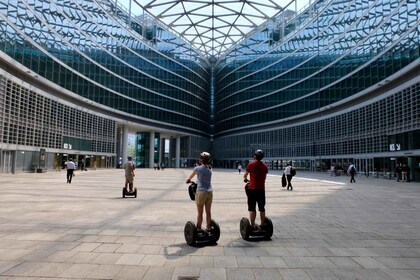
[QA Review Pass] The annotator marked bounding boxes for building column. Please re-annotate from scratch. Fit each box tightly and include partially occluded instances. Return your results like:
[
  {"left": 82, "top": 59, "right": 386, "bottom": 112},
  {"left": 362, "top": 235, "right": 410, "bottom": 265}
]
[
  {"left": 149, "top": 131, "right": 155, "bottom": 168},
  {"left": 175, "top": 136, "right": 181, "bottom": 168},
  {"left": 159, "top": 136, "right": 165, "bottom": 165},
  {"left": 121, "top": 126, "right": 129, "bottom": 166}
]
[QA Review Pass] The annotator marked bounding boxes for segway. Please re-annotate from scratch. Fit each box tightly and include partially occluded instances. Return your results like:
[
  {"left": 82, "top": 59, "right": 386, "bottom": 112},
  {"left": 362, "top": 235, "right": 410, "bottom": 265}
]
[
  {"left": 240, "top": 182, "right": 273, "bottom": 240},
  {"left": 184, "top": 181, "right": 220, "bottom": 246},
  {"left": 122, "top": 187, "right": 137, "bottom": 198},
  {"left": 240, "top": 217, "right": 273, "bottom": 240},
  {"left": 184, "top": 219, "right": 221, "bottom": 246}
]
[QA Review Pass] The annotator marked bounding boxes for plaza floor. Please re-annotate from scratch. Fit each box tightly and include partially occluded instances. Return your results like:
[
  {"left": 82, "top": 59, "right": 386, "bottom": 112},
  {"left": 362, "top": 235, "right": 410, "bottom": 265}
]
[{"left": 0, "top": 168, "right": 419, "bottom": 280}]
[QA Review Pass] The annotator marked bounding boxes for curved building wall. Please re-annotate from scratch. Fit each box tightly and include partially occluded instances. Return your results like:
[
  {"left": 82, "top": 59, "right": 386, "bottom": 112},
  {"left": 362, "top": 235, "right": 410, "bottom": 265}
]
[
  {"left": 0, "top": 0, "right": 212, "bottom": 172},
  {"left": 0, "top": 0, "right": 211, "bottom": 136},
  {"left": 213, "top": 0, "right": 420, "bottom": 178}
]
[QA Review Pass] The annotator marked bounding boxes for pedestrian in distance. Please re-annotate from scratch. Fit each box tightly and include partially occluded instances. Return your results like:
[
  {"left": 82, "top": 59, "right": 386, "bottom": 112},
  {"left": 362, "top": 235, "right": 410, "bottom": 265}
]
[
  {"left": 243, "top": 149, "right": 268, "bottom": 230},
  {"left": 284, "top": 162, "right": 295, "bottom": 190},
  {"left": 395, "top": 163, "right": 402, "bottom": 182},
  {"left": 401, "top": 164, "right": 409, "bottom": 182},
  {"left": 238, "top": 163, "right": 242, "bottom": 174},
  {"left": 65, "top": 158, "right": 75, "bottom": 183},
  {"left": 123, "top": 156, "right": 135, "bottom": 193},
  {"left": 186, "top": 152, "right": 213, "bottom": 233},
  {"left": 348, "top": 162, "right": 357, "bottom": 183}
]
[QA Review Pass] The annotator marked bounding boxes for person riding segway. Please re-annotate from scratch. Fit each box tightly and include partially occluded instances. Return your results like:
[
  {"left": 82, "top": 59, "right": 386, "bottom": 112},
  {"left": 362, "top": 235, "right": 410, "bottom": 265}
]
[
  {"left": 240, "top": 149, "right": 273, "bottom": 240},
  {"left": 184, "top": 152, "right": 220, "bottom": 246}
]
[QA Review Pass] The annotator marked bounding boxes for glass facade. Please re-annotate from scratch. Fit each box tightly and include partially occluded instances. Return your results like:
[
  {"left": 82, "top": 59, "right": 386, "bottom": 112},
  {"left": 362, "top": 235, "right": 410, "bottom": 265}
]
[
  {"left": 0, "top": 0, "right": 419, "bottom": 179},
  {"left": 212, "top": 0, "right": 420, "bottom": 180},
  {"left": 0, "top": 0, "right": 211, "bottom": 135}
]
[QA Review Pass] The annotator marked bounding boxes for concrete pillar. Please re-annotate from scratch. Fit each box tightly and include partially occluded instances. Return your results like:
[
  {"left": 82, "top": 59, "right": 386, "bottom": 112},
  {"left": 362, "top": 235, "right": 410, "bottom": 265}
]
[
  {"left": 159, "top": 137, "right": 165, "bottom": 164},
  {"left": 175, "top": 136, "right": 181, "bottom": 168},
  {"left": 121, "top": 126, "right": 129, "bottom": 167},
  {"left": 149, "top": 131, "right": 155, "bottom": 168}
]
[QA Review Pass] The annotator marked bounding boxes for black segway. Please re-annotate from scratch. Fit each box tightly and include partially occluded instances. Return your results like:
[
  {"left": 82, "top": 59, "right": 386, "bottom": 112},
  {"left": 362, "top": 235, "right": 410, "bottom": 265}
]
[
  {"left": 240, "top": 217, "right": 273, "bottom": 241},
  {"left": 240, "top": 182, "right": 273, "bottom": 240},
  {"left": 184, "top": 181, "right": 220, "bottom": 246},
  {"left": 122, "top": 187, "right": 137, "bottom": 198}
]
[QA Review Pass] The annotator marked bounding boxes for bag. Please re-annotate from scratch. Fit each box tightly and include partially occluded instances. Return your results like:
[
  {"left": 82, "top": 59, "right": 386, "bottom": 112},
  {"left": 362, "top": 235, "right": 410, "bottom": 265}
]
[
  {"left": 291, "top": 168, "right": 296, "bottom": 177},
  {"left": 281, "top": 174, "right": 287, "bottom": 187}
]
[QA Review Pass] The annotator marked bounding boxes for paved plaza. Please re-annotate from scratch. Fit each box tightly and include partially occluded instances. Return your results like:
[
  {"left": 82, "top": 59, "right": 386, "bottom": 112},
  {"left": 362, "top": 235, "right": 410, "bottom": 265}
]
[{"left": 0, "top": 168, "right": 420, "bottom": 280}]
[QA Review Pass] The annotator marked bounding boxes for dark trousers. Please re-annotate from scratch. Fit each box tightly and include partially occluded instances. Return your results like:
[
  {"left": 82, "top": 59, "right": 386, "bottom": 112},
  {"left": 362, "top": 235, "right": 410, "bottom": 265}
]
[
  {"left": 350, "top": 173, "right": 356, "bottom": 183},
  {"left": 67, "top": 169, "right": 74, "bottom": 182},
  {"left": 286, "top": 175, "right": 293, "bottom": 189}
]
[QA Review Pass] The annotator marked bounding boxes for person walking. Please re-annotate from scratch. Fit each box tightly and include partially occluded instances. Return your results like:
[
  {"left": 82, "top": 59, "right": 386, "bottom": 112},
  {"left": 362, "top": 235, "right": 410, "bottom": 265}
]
[
  {"left": 395, "top": 163, "right": 402, "bottom": 182},
  {"left": 186, "top": 152, "right": 213, "bottom": 232},
  {"left": 243, "top": 150, "right": 268, "bottom": 230},
  {"left": 238, "top": 163, "right": 242, "bottom": 174},
  {"left": 401, "top": 164, "right": 408, "bottom": 182},
  {"left": 123, "top": 156, "right": 135, "bottom": 192},
  {"left": 65, "top": 158, "right": 75, "bottom": 183},
  {"left": 284, "top": 163, "right": 294, "bottom": 190},
  {"left": 348, "top": 162, "right": 357, "bottom": 183}
]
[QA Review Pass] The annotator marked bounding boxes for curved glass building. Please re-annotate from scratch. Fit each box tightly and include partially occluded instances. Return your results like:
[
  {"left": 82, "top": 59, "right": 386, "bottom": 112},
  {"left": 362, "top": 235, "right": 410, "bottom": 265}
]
[{"left": 0, "top": 0, "right": 419, "bottom": 180}]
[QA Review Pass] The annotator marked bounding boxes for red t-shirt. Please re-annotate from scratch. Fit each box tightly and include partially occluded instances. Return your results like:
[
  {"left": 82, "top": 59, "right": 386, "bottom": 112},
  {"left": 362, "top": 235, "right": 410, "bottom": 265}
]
[{"left": 246, "top": 160, "right": 268, "bottom": 190}]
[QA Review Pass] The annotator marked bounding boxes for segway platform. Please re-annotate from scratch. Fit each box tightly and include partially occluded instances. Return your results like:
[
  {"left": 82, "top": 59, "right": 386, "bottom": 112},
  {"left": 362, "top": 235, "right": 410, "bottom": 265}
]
[
  {"left": 184, "top": 219, "right": 220, "bottom": 246},
  {"left": 240, "top": 217, "right": 273, "bottom": 241},
  {"left": 122, "top": 187, "right": 137, "bottom": 198}
]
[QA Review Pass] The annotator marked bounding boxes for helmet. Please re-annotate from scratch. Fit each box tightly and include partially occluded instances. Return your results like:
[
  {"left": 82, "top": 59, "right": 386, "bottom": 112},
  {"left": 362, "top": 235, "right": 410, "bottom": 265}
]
[
  {"left": 199, "top": 152, "right": 211, "bottom": 164},
  {"left": 254, "top": 149, "right": 264, "bottom": 160}
]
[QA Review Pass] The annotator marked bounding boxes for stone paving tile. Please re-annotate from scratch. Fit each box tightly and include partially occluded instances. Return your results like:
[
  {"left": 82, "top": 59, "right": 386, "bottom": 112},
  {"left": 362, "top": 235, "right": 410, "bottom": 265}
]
[
  {"left": 304, "top": 257, "right": 337, "bottom": 268},
  {"left": 0, "top": 261, "right": 21, "bottom": 274},
  {"left": 85, "top": 264, "right": 123, "bottom": 279},
  {"left": 29, "top": 262, "right": 72, "bottom": 278},
  {"left": 236, "top": 256, "right": 263, "bottom": 268},
  {"left": 188, "top": 255, "right": 213, "bottom": 268},
  {"left": 225, "top": 268, "right": 254, "bottom": 280},
  {"left": 356, "top": 268, "right": 396, "bottom": 280},
  {"left": 0, "top": 169, "right": 420, "bottom": 279},
  {"left": 213, "top": 256, "right": 238, "bottom": 268},
  {"left": 327, "top": 256, "right": 363, "bottom": 268},
  {"left": 199, "top": 267, "right": 227, "bottom": 280},
  {"left": 0, "top": 249, "right": 31, "bottom": 261},
  {"left": 384, "top": 269, "right": 420, "bottom": 280},
  {"left": 116, "top": 253, "right": 145, "bottom": 265},
  {"left": 57, "top": 263, "right": 99, "bottom": 278},
  {"left": 279, "top": 268, "right": 311, "bottom": 280},
  {"left": 304, "top": 268, "right": 340, "bottom": 280},
  {"left": 66, "top": 252, "right": 100, "bottom": 263},
  {"left": 163, "top": 255, "right": 190, "bottom": 267},
  {"left": 2, "top": 262, "right": 48, "bottom": 277},
  {"left": 90, "top": 252, "right": 123, "bottom": 264},
  {"left": 139, "top": 254, "right": 166, "bottom": 266},
  {"left": 143, "top": 266, "right": 174, "bottom": 280},
  {"left": 113, "top": 265, "right": 149, "bottom": 280},
  {"left": 171, "top": 267, "right": 199, "bottom": 280}
]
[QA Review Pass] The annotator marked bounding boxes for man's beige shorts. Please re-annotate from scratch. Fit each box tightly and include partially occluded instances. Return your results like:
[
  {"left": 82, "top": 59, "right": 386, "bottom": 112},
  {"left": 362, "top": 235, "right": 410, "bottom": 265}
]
[
  {"left": 125, "top": 175, "right": 134, "bottom": 184},
  {"left": 195, "top": 191, "right": 213, "bottom": 205}
]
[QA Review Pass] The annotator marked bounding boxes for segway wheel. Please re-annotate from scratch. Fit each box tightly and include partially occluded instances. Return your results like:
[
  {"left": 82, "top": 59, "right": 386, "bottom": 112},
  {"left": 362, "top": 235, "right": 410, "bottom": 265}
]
[
  {"left": 240, "top": 217, "right": 250, "bottom": 240},
  {"left": 122, "top": 188, "right": 125, "bottom": 198},
  {"left": 134, "top": 188, "right": 137, "bottom": 198},
  {"left": 209, "top": 219, "right": 220, "bottom": 243},
  {"left": 184, "top": 221, "right": 198, "bottom": 245},
  {"left": 263, "top": 217, "right": 273, "bottom": 239}
]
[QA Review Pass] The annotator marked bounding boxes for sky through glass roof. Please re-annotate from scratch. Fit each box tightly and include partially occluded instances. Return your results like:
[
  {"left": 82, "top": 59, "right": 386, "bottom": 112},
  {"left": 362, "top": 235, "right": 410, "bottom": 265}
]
[{"left": 125, "top": 0, "right": 311, "bottom": 58}]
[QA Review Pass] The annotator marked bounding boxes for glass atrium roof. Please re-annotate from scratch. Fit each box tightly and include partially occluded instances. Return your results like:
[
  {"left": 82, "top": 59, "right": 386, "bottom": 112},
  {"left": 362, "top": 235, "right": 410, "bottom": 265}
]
[{"left": 133, "top": 0, "right": 288, "bottom": 58}]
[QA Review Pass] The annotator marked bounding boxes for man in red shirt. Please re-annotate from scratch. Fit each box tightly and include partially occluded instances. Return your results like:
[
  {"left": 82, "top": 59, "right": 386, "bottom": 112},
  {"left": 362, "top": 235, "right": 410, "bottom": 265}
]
[{"left": 243, "top": 150, "right": 268, "bottom": 229}]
